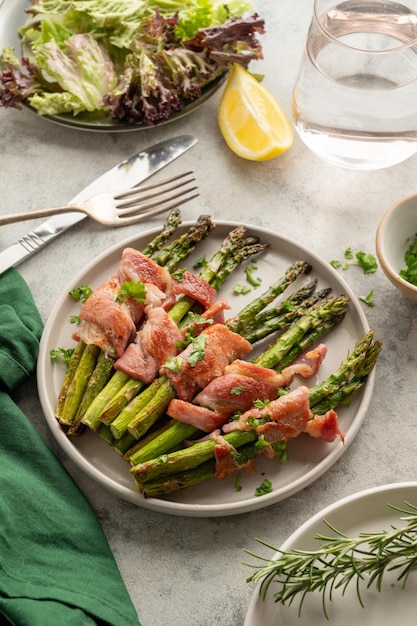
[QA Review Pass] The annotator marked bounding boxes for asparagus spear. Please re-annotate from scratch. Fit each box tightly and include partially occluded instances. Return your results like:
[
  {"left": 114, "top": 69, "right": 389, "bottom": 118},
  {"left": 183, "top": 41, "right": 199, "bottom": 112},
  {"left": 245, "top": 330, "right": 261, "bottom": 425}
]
[
  {"left": 58, "top": 344, "right": 101, "bottom": 426},
  {"left": 247, "top": 281, "right": 319, "bottom": 325},
  {"left": 110, "top": 378, "right": 171, "bottom": 440},
  {"left": 241, "top": 285, "right": 330, "bottom": 344},
  {"left": 208, "top": 240, "right": 270, "bottom": 292},
  {"left": 137, "top": 442, "right": 261, "bottom": 498},
  {"left": 55, "top": 340, "right": 86, "bottom": 420},
  {"left": 274, "top": 310, "right": 347, "bottom": 372},
  {"left": 255, "top": 295, "right": 350, "bottom": 370},
  {"left": 68, "top": 351, "right": 116, "bottom": 435},
  {"left": 310, "top": 337, "right": 382, "bottom": 414},
  {"left": 130, "top": 430, "right": 258, "bottom": 483},
  {"left": 308, "top": 329, "right": 375, "bottom": 408},
  {"left": 150, "top": 214, "right": 214, "bottom": 270},
  {"left": 127, "top": 419, "right": 202, "bottom": 464},
  {"left": 225, "top": 260, "right": 311, "bottom": 334},
  {"left": 141, "top": 208, "right": 182, "bottom": 257}
]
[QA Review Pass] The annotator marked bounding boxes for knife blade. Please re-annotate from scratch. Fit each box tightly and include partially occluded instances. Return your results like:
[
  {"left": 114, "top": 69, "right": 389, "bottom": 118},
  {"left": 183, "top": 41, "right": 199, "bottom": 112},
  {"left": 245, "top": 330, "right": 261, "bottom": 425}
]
[{"left": 0, "top": 134, "right": 197, "bottom": 274}]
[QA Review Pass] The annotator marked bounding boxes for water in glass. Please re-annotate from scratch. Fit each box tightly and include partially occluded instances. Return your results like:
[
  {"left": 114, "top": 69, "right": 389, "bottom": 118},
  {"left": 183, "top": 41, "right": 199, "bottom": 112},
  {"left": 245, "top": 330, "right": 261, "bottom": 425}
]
[{"left": 292, "top": 0, "right": 417, "bottom": 169}]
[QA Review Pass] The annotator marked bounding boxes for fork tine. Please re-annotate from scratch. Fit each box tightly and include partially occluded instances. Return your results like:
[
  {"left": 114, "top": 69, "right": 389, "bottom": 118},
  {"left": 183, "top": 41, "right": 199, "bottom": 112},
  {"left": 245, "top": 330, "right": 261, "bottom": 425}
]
[
  {"left": 114, "top": 171, "right": 195, "bottom": 205},
  {"left": 116, "top": 191, "right": 200, "bottom": 225},
  {"left": 116, "top": 178, "right": 197, "bottom": 211},
  {"left": 117, "top": 185, "right": 199, "bottom": 217}
]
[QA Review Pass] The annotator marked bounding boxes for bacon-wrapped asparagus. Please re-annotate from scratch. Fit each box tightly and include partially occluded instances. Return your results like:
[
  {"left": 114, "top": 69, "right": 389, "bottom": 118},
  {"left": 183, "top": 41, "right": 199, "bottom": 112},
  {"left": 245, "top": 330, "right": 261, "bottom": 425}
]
[{"left": 131, "top": 331, "right": 381, "bottom": 497}]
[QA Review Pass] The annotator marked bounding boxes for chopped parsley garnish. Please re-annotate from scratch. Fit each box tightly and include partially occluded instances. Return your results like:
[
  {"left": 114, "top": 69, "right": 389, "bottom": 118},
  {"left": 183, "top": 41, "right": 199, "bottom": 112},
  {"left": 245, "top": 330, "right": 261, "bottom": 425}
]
[
  {"left": 272, "top": 441, "right": 288, "bottom": 463},
  {"left": 230, "top": 385, "right": 245, "bottom": 396},
  {"left": 234, "top": 474, "right": 243, "bottom": 492},
  {"left": 253, "top": 398, "right": 270, "bottom": 408},
  {"left": 359, "top": 289, "right": 375, "bottom": 307},
  {"left": 70, "top": 315, "right": 81, "bottom": 325},
  {"left": 400, "top": 234, "right": 417, "bottom": 286},
  {"left": 255, "top": 478, "right": 273, "bottom": 497},
  {"left": 187, "top": 334, "right": 206, "bottom": 366},
  {"left": 233, "top": 284, "right": 252, "bottom": 295},
  {"left": 50, "top": 347, "right": 75, "bottom": 365},
  {"left": 163, "top": 356, "right": 183, "bottom": 372},
  {"left": 187, "top": 312, "right": 213, "bottom": 326},
  {"left": 233, "top": 262, "right": 262, "bottom": 295},
  {"left": 116, "top": 280, "right": 146, "bottom": 303},
  {"left": 245, "top": 262, "right": 262, "bottom": 287},
  {"left": 69, "top": 284, "right": 92, "bottom": 303},
  {"left": 194, "top": 254, "right": 207, "bottom": 269},
  {"left": 330, "top": 248, "right": 378, "bottom": 275},
  {"left": 172, "top": 268, "right": 187, "bottom": 281}
]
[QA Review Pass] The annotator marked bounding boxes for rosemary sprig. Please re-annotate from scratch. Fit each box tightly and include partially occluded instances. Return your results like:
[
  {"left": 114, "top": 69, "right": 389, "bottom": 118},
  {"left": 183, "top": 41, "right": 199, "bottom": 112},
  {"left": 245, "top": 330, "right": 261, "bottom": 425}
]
[{"left": 244, "top": 501, "right": 417, "bottom": 620}]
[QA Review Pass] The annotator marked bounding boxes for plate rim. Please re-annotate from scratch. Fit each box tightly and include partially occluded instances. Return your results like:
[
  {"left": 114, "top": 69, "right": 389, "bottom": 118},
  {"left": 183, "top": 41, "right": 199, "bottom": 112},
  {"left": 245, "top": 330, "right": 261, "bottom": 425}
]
[
  {"left": 244, "top": 481, "right": 417, "bottom": 624},
  {"left": 37, "top": 220, "right": 374, "bottom": 517}
]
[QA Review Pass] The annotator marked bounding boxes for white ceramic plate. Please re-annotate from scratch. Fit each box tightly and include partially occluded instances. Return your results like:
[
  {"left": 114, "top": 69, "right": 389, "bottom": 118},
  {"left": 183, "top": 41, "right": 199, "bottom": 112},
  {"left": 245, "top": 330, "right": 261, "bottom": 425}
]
[
  {"left": 244, "top": 482, "right": 417, "bottom": 625},
  {"left": 37, "top": 221, "right": 374, "bottom": 517},
  {"left": 0, "top": 0, "right": 225, "bottom": 132}
]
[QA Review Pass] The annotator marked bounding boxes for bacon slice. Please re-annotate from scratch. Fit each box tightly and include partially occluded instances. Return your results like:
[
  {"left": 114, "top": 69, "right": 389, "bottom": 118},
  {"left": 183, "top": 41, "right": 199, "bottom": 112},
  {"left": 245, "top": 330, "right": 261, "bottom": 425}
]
[
  {"left": 114, "top": 307, "right": 182, "bottom": 383},
  {"left": 226, "top": 344, "right": 328, "bottom": 384},
  {"left": 74, "top": 274, "right": 136, "bottom": 358},
  {"left": 222, "top": 386, "right": 312, "bottom": 435},
  {"left": 172, "top": 270, "right": 217, "bottom": 310},
  {"left": 118, "top": 247, "right": 172, "bottom": 294},
  {"left": 279, "top": 344, "right": 328, "bottom": 380},
  {"left": 193, "top": 344, "right": 328, "bottom": 417},
  {"left": 193, "top": 373, "right": 279, "bottom": 416},
  {"left": 222, "top": 386, "right": 344, "bottom": 446},
  {"left": 180, "top": 299, "right": 230, "bottom": 339},
  {"left": 166, "top": 399, "right": 226, "bottom": 432},
  {"left": 304, "top": 410, "right": 344, "bottom": 443},
  {"left": 213, "top": 435, "right": 256, "bottom": 480},
  {"left": 164, "top": 324, "right": 252, "bottom": 401}
]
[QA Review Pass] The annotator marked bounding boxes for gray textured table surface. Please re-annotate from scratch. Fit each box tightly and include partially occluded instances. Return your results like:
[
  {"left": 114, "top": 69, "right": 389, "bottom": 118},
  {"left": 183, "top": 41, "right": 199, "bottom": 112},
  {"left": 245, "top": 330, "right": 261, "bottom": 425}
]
[{"left": 1, "top": 2, "right": 417, "bottom": 624}]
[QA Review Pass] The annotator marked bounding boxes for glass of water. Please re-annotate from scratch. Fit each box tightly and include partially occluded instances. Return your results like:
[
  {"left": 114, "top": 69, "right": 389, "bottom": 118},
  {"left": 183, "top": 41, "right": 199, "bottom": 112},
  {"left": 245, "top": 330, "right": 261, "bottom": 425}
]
[{"left": 291, "top": 0, "right": 417, "bottom": 169}]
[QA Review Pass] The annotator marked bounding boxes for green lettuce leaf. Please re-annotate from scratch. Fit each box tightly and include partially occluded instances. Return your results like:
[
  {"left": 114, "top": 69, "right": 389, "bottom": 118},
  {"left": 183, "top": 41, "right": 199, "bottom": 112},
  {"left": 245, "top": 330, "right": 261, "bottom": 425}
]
[
  {"left": 28, "top": 90, "right": 85, "bottom": 115},
  {"left": 33, "top": 33, "right": 117, "bottom": 112}
]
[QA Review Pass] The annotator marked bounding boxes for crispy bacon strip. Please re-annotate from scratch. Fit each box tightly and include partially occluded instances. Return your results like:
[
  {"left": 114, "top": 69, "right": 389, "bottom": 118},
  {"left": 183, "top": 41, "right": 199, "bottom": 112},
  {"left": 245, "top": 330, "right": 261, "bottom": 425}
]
[
  {"left": 75, "top": 247, "right": 176, "bottom": 357},
  {"left": 119, "top": 248, "right": 172, "bottom": 294},
  {"left": 167, "top": 399, "right": 226, "bottom": 432},
  {"left": 222, "top": 385, "right": 344, "bottom": 445},
  {"left": 74, "top": 274, "right": 137, "bottom": 358},
  {"left": 172, "top": 270, "right": 217, "bottom": 310},
  {"left": 114, "top": 307, "right": 182, "bottom": 383},
  {"left": 163, "top": 324, "right": 252, "bottom": 401},
  {"left": 213, "top": 435, "right": 256, "bottom": 480},
  {"left": 193, "top": 373, "right": 278, "bottom": 416},
  {"left": 192, "top": 344, "right": 328, "bottom": 417},
  {"left": 180, "top": 299, "right": 230, "bottom": 339},
  {"left": 304, "top": 410, "right": 344, "bottom": 443}
]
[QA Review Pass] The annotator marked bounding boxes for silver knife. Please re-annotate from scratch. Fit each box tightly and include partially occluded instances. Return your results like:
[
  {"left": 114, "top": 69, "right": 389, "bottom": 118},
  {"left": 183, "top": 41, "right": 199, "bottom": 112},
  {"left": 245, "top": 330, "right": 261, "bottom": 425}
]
[{"left": 0, "top": 134, "right": 197, "bottom": 274}]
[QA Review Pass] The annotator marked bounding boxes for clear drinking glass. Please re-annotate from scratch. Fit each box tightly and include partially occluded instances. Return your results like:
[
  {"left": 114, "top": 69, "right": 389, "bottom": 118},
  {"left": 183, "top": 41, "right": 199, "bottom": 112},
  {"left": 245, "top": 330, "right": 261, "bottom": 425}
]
[{"left": 291, "top": 0, "right": 417, "bottom": 169}]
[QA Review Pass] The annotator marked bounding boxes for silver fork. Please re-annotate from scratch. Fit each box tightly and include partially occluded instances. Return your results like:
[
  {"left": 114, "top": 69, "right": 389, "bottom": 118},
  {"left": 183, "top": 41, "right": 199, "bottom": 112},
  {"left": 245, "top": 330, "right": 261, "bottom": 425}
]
[{"left": 0, "top": 172, "right": 198, "bottom": 226}]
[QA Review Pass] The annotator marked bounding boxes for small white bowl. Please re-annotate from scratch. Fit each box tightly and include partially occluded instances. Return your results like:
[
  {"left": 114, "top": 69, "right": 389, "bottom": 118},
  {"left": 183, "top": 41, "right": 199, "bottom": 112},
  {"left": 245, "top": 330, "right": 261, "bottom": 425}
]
[{"left": 376, "top": 193, "right": 417, "bottom": 303}]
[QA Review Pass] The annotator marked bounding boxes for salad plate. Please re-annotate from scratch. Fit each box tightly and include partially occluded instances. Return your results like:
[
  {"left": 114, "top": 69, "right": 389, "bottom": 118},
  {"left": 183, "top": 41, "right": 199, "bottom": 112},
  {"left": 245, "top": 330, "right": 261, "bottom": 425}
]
[
  {"left": 37, "top": 221, "right": 374, "bottom": 517},
  {"left": 0, "top": 0, "right": 226, "bottom": 132},
  {"left": 244, "top": 482, "right": 417, "bottom": 625}
]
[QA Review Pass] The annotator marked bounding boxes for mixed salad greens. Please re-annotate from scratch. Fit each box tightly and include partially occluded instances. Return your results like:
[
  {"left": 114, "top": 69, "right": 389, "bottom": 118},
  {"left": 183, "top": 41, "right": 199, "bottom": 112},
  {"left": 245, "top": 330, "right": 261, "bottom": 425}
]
[{"left": 0, "top": 0, "right": 265, "bottom": 125}]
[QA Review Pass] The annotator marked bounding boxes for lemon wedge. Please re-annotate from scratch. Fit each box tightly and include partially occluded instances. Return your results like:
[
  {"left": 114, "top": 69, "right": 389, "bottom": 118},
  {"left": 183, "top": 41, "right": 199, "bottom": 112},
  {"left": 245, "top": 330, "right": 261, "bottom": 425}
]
[{"left": 218, "top": 65, "right": 294, "bottom": 161}]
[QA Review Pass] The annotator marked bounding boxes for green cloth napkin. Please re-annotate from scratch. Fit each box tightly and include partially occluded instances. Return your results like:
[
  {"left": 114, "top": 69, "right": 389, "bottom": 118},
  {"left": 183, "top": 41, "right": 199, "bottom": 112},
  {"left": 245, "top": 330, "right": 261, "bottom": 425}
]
[{"left": 0, "top": 268, "right": 141, "bottom": 626}]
